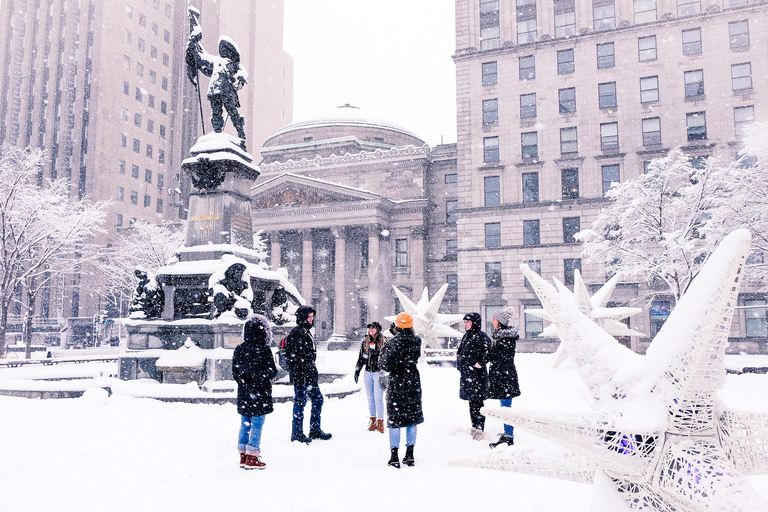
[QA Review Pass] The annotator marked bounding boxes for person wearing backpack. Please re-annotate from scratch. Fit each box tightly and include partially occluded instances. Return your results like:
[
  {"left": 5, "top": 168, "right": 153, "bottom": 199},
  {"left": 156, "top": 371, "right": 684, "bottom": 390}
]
[
  {"left": 232, "top": 314, "right": 278, "bottom": 469},
  {"left": 285, "top": 305, "right": 332, "bottom": 443},
  {"left": 353, "top": 321, "right": 386, "bottom": 433}
]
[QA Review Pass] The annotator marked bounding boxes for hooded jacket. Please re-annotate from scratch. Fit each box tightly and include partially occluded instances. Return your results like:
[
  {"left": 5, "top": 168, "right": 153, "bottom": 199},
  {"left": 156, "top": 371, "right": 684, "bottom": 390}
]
[
  {"left": 285, "top": 306, "right": 318, "bottom": 386},
  {"left": 457, "top": 312, "right": 491, "bottom": 402},
  {"left": 232, "top": 314, "right": 278, "bottom": 417},
  {"left": 379, "top": 328, "right": 424, "bottom": 428},
  {"left": 488, "top": 325, "right": 521, "bottom": 400}
]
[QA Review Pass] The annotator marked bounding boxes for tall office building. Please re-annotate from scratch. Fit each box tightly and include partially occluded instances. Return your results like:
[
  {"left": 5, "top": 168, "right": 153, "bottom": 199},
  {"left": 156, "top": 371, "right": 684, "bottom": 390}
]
[
  {"left": 0, "top": 0, "right": 292, "bottom": 344},
  {"left": 454, "top": 0, "right": 768, "bottom": 349}
]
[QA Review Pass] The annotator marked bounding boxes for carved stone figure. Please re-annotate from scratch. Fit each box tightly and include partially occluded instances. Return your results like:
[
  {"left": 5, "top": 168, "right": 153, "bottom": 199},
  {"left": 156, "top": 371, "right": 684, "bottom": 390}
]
[
  {"left": 128, "top": 267, "right": 164, "bottom": 319},
  {"left": 209, "top": 262, "right": 253, "bottom": 319}
]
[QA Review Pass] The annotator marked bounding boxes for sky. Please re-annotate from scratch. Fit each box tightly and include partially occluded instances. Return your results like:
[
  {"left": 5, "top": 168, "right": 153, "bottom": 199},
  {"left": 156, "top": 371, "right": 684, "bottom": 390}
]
[{"left": 283, "top": 0, "right": 457, "bottom": 147}]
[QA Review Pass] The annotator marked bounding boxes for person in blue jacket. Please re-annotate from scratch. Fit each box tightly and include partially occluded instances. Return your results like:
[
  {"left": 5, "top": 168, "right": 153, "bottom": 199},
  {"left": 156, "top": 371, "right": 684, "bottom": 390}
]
[{"left": 457, "top": 312, "right": 492, "bottom": 440}]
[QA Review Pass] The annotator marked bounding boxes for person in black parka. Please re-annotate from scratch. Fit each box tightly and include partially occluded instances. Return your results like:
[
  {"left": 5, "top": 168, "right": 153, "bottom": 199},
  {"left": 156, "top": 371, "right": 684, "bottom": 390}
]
[
  {"left": 488, "top": 307, "right": 522, "bottom": 448},
  {"left": 379, "top": 312, "right": 423, "bottom": 468},
  {"left": 457, "top": 312, "right": 492, "bottom": 440},
  {"left": 232, "top": 314, "right": 278, "bottom": 469}
]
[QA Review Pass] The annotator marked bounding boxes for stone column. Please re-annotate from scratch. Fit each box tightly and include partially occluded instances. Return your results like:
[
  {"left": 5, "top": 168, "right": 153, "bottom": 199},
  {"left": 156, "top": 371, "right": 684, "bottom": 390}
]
[
  {"left": 411, "top": 227, "right": 426, "bottom": 295},
  {"left": 269, "top": 231, "right": 282, "bottom": 269},
  {"left": 301, "top": 230, "right": 313, "bottom": 302},
  {"left": 333, "top": 228, "right": 346, "bottom": 335}
]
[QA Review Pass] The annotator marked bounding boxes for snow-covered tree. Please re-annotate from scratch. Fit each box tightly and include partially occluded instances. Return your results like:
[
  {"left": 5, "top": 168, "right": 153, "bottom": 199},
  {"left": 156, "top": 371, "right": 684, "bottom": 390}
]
[{"left": 577, "top": 148, "right": 730, "bottom": 305}]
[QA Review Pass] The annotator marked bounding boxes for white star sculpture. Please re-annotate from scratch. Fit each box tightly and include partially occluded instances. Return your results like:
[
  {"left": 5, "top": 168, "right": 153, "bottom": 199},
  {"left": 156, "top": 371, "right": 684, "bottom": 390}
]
[
  {"left": 454, "top": 229, "right": 768, "bottom": 512},
  {"left": 385, "top": 284, "right": 464, "bottom": 351},
  {"left": 524, "top": 269, "right": 644, "bottom": 368}
]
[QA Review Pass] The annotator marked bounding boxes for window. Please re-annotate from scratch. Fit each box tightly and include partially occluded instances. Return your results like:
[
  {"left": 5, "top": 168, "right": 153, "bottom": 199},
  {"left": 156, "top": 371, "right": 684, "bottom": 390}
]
[
  {"left": 734, "top": 105, "right": 754, "bottom": 136},
  {"left": 164, "top": 29, "right": 170, "bottom": 43},
  {"left": 682, "top": 28, "right": 702, "bottom": 55},
  {"left": 563, "top": 217, "right": 580, "bottom": 243},
  {"left": 144, "top": 194, "right": 151, "bottom": 208},
  {"left": 136, "top": 62, "right": 144, "bottom": 77},
  {"left": 446, "top": 239, "right": 458, "bottom": 257},
  {"left": 686, "top": 112, "right": 707, "bottom": 141},
  {"left": 160, "top": 125, "right": 166, "bottom": 138},
  {"left": 144, "top": 168, "right": 152, "bottom": 183},
  {"left": 116, "top": 186, "right": 124, "bottom": 201},
  {"left": 483, "top": 99, "right": 498, "bottom": 124},
  {"left": 523, "top": 219, "right": 540, "bottom": 245},
  {"left": 554, "top": 0, "right": 576, "bottom": 38},
  {"left": 133, "top": 139, "right": 141, "bottom": 153},
  {"left": 123, "top": 55, "right": 131, "bottom": 69},
  {"left": 126, "top": 4, "right": 132, "bottom": 18},
  {"left": 732, "top": 62, "right": 752, "bottom": 91},
  {"left": 156, "top": 198, "right": 164, "bottom": 214},
  {"left": 484, "top": 176, "right": 501, "bottom": 206},
  {"left": 135, "top": 87, "right": 142, "bottom": 102},
  {"left": 125, "top": 28, "right": 133, "bottom": 44},
  {"left": 745, "top": 300, "right": 767, "bottom": 337},
  {"left": 643, "top": 161, "right": 653, "bottom": 174},
  {"left": 116, "top": 213, "right": 124, "bottom": 228},
  {"left": 602, "top": 164, "right": 620, "bottom": 195},
  {"left": 157, "top": 174, "right": 164, "bottom": 189},
  {"left": 146, "top": 145, "right": 153, "bottom": 158},
  {"left": 446, "top": 200, "right": 458, "bottom": 225},
  {"left": 147, "top": 119, "right": 154, "bottom": 133},
  {"left": 600, "top": 122, "right": 619, "bottom": 150},
  {"left": 517, "top": 0, "right": 537, "bottom": 43},
  {"left": 561, "top": 168, "right": 579, "bottom": 199},
  {"left": 486, "top": 262, "right": 502, "bottom": 287},
  {"left": 557, "top": 49, "right": 574, "bottom": 74},
  {"left": 650, "top": 301, "right": 670, "bottom": 337},
  {"left": 130, "top": 190, "right": 139, "bottom": 205},
  {"left": 121, "top": 133, "right": 127, "bottom": 147},
  {"left": 447, "top": 274, "right": 459, "bottom": 292},
  {"left": 520, "top": 93, "right": 536, "bottom": 118},
  {"left": 524, "top": 260, "right": 541, "bottom": 289},
  {"left": 138, "top": 38, "right": 145, "bottom": 52},
  {"left": 149, "top": 70, "right": 156, "bottom": 84},
  {"left": 684, "top": 69, "right": 704, "bottom": 97},
  {"left": 596, "top": 42, "right": 615, "bottom": 68},
  {"left": 522, "top": 172, "right": 539, "bottom": 203},
  {"left": 678, "top": 0, "right": 700, "bottom": 15},
  {"left": 726, "top": 0, "right": 748, "bottom": 6},
  {"left": 445, "top": 173, "right": 458, "bottom": 184},
  {"left": 634, "top": 0, "right": 656, "bottom": 23},
  {"left": 160, "top": 101, "right": 167, "bottom": 114},
  {"left": 118, "top": 160, "right": 126, "bottom": 174},
  {"left": 148, "top": 95, "right": 155, "bottom": 109},
  {"left": 729, "top": 20, "right": 749, "bottom": 48},
  {"left": 485, "top": 222, "right": 501, "bottom": 247},
  {"left": 484, "top": 136, "right": 499, "bottom": 163},
  {"left": 395, "top": 239, "right": 408, "bottom": 267},
  {"left": 480, "top": 26, "right": 500, "bottom": 51},
  {"left": 640, "top": 76, "right": 659, "bottom": 103},
  {"left": 482, "top": 61, "right": 498, "bottom": 86},
  {"left": 593, "top": 0, "right": 615, "bottom": 30},
  {"left": 559, "top": 88, "right": 576, "bottom": 113},
  {"left": 123, "top": 81, "right": 130, "bottom": 95},
  {"left": 131, "top": 164, "right": 139, "bottom": 178},
  {"left": 521, "top": 132, "right": 538, "bottom": 159},
  {"left": 158, "top": 149, "right": 165, "bottom": 163},
  {"left": 525, "top": 311, "right": 543, "bottom": 337},
  {"left": 560, "top": 127, "right": 578, "bottom": 154},
  {"left": 564, "top": 258, "right": 582, "bottom": 286},
  {"left": 161, "top": 77, "right": 168, "bottom": 90},
  {"left": 151, "top": 46, "right": 157, "bottom": 60},
  {"left": 480, "top": 0, "right": 500, "bottom": 50},
  {"left": 519, "top": 55, "right": 535, "bottom": 80},
  {"left": 598, "top": 82, "right": 617, "bottom": 109},
  {"left": 120, "top": 107, "right": 129, "bottom": 121},
  {"left": 151, "top": 22, "right": 158, "bottom": 35},
  {"left": 139, "top": 13, "right": 146, "bottom": 26},
  {"left": 162, "top": 53, "right": 169, "bottom": 66},
  {"left": 642, "top": 117, "right": 661, "bottom": 146},
  {"left": 638, "top": 36, "right": 657, "bottom": 61},
  {"left": 134, "top": 113, "right": 141, "bottom": 127}
]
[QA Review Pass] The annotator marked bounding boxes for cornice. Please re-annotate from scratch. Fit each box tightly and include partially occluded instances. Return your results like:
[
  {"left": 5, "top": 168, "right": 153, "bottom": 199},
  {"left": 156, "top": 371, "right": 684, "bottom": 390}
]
[{"left": 258, "top": 144, "right": 431, "bottom": 174}]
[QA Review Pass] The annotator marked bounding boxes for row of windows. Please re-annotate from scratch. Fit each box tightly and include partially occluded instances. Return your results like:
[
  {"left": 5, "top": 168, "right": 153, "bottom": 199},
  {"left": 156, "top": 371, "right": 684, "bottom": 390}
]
[
  {"left": 117, "top": 159, "right": 165, "bottom": 188},
  {"left": 125, "top": 2, "right": 173, "bottom": 24},
  {"left": 481, "top": 21, "right": 749, "bottom": 86},
  {"left": 119, "top": 107, "right": 167, "bottom": 137},
  {"left": 481, "top": 215, "right": 581, "bottom": 249},
  {"left": 483, "top": 105, "right": 755, "bottom": 163},
  {"left": 115, "top": 187, "right": 165, "bottom": 213},
  {"left": 479, "top": 0, "right": 750, "bottom": 49},
  {"left": 125, "top": 28, "right": 169, "bottom": 57},
  {"left": 120, "top": 133, "right": 167, "bottom": 163}
]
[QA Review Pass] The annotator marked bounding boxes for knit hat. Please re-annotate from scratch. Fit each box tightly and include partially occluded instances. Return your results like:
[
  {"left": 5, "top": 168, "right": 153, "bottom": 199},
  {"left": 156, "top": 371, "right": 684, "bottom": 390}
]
[
  {"left": 243, "top": 314, "right": 272, "bottom": 345},
  {"left": 493, "top": 307, "right": 515, "bottom": 328},
  {"left": 395, "top": 312, "right": 414, "bottom": 328}
]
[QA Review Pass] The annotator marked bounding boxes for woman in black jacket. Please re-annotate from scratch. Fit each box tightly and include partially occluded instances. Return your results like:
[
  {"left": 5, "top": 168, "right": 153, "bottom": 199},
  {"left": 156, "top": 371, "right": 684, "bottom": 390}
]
[
  {"left": 457, "top": 312, "right": 491, "bottom": 440},
  {"left": 232, "top": 314, "right": 278, "bottom": 469},
  {"left": 379, "top": 312, "right": 423, "bottom": 468},
  {"left": 488, "top": 307, "right": 521, "bottom": 448},
  {"left": 354, "top": 321, "right": 386, "bottom": 433}
]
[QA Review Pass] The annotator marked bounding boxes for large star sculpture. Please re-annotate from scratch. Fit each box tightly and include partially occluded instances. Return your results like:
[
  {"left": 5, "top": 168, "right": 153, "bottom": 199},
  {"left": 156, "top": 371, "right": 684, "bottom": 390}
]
[
  {"left": 454, "top": 229, "right": 768, "bottom": 512},
  {"left": 524, "top": 269, "right": 644, "bottom": 368},
  {"left": 385, "top": 284, "right": 464, "bottom": 351}
]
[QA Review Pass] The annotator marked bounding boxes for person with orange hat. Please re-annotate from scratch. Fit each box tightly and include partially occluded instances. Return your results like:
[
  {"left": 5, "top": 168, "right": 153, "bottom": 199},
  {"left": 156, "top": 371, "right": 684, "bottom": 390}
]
[{"left": 379, "top": 312, "right": 423, "bottom": 468}]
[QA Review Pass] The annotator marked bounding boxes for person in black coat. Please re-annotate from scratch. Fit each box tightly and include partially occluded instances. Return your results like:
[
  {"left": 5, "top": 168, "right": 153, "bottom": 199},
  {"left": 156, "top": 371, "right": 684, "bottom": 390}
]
[
  {"left": 457, "top": 312, "right": 491, "bottom": 440},
  {"left": 232, "top": 314, "right": 278, "bottom": 469},
  {"left": 285, "top": 305, "right": 331, "bottom": 443},
  {"left": 354, "top": 321, "right": 386, "bottom": 433},
  {"left": 379, "top": 312, "right": 423, "bottom": 468},
  {"left": 487, "top": 307, "right": 522, "bottom": 448}
]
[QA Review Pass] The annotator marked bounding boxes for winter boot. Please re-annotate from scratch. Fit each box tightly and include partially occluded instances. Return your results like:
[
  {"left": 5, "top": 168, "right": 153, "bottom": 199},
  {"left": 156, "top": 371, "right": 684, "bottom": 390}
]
[
  {"left": 489, "top": 434, "right": 514, "bottom": 448},
  {"left": 309, "top": 429, "right": 332, "bottom": 440},
  {"left": 471, "top": 427, "right": 485, "bottom": 441},
  {"left": 239, "top": 452, "right": 247, "bottom": 467},
  {"left": 367, "top": 416, "right": 377, "bottom": 431},
  {"left": 376, "top": 419, "right": 384, "bottom": 433},
  {"left": 403, "top": 445, "right": 415, "bottom": 467},
  {"left": 244, "top": 452, "right": 266, "bottom": 470},
  {"left": 388, "top": 447, "right": 400, "bottom": 468},
  {"left": 291, "top": 432, "right": 312, "bottom": 444}
]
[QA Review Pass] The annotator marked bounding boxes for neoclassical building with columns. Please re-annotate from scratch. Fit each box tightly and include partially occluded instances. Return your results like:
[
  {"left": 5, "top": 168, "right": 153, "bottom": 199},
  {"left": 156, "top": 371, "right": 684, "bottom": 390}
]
[{"left": 251, "top": 105, "right": 459, "bottom": 341}]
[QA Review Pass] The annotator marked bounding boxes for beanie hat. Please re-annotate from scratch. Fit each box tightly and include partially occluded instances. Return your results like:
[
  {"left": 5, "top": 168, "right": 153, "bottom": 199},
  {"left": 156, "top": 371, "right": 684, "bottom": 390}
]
[
  {"left": 493, "top": 307, "right": 515, "bottom": 328},
  {"left": 395, "top": 312, "right": 414, "bottom": 329},
  {"left": 243, "top": 314, "right": 272, "bottom": 345}
]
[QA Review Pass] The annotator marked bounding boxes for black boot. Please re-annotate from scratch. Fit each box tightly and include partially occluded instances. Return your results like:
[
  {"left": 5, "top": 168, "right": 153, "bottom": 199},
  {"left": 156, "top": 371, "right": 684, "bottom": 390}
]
[
  {"left": 388, "top": 448, "right": 400, "bottom": 468},
  {"left": 309, "top": 429, "right": 332, "bottom": 440},
  {"left": 489, "top": 434, "right": 514, "bottom": 448},
  {"left": 291, "top": 432, "right": 312, "bottom": 444},
  {"left": 403, "top": 445, "right": 415, "bottom": 466}
]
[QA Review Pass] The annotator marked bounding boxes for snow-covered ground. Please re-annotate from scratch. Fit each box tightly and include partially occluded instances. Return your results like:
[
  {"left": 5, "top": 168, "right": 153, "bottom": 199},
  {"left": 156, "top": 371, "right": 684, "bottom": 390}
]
[{"left": 1, "top": 351, "right": 767, "bottom": 512}]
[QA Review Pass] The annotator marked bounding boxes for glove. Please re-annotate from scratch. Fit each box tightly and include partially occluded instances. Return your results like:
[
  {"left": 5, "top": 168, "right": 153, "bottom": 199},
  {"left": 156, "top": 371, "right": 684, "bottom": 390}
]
[{"left": 354, "top": 369, "right": 360, "bottom": 383}]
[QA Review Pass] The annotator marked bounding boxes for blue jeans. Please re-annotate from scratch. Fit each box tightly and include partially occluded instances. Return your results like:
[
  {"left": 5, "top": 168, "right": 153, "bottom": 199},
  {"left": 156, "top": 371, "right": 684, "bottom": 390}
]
[
  {"left": 238, "top": 415, "right": 265, "bottom": 454},
  {"left": 292, "top": 381, "right": 324, "bottom": 435},
  {"left": 363, "top": 370, "right": 385, "bottom": 418},
  {"left": 389, "top": 425, "right": 417, "bottom": 449},
  {"left": 500, "top": 398, "right": 514, "bottom": 436}
]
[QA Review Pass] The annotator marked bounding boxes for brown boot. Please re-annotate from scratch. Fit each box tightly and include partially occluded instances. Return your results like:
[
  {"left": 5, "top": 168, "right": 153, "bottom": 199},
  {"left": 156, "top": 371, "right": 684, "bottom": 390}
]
[
  {"left": 244, "top": 452, "right": 266, "bottom": 470},
  {"left": 367, "top": 416, "right": 376, "bottom": 431},
  {"left": 376, "top": 418, "right": 384, "bottom": 433}
]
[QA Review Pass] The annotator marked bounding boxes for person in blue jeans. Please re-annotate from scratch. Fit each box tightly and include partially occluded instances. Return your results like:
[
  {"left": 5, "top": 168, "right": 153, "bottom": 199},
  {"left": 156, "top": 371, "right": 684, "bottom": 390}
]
[
  {"left": 285, "top": 305, "right": 332, "bottom": 443},
  {"left": 487, "top": 307, "right": 521, "bottom": 448},
  {"left": 232, "top": 314, "right": 278, "bottom": 469},
  {"left": 354, "top": 321, "right": 386, "bottom": 433}
]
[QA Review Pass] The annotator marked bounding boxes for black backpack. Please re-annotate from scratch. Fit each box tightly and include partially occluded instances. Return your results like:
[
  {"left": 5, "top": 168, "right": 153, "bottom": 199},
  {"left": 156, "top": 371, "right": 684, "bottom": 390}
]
[{"left": 277, "top": 336, "right": 290, "bottom": 371}]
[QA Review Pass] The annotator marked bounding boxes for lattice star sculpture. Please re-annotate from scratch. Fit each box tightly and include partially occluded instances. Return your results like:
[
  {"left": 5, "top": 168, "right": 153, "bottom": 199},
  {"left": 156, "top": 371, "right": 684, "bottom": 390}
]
[
  {"left": 454, "top": 229, "right": 768, "bottom": 512},
  {"left": 524, "top": 269, "right": 644, "bottom": 368},
  {"left": 385, "top": 284, "right": 464, "bottom": 350}
]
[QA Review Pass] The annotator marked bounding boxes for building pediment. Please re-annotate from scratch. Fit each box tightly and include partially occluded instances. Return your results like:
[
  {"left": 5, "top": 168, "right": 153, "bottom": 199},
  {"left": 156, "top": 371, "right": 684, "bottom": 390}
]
[{"left": 251, "top": 173, "right": 384, "bottom": 209}]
